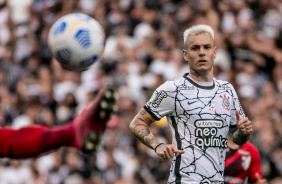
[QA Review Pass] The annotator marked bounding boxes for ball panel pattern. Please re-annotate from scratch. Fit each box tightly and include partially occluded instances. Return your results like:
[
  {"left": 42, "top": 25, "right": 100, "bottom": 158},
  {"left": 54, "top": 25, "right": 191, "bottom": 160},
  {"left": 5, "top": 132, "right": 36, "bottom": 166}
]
[
  {"left": 75, "top": 29, "right": 91, "bottom": 49},
  {"left": 79, "top": 55, "right": 98, "bottom": 67},
  {"left": 55, "top": 48, "right": 72, "bottom": 64},
  {"left": 53, "top": 21, "right": 67, "bottom": 35}
]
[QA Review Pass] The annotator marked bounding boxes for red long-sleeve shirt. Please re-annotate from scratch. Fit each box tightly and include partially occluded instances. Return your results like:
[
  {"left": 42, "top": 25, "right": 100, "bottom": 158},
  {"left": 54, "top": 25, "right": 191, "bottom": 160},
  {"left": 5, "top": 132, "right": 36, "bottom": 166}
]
[{"left": 224, "top": 142, "right": 263, "bottom": 184}]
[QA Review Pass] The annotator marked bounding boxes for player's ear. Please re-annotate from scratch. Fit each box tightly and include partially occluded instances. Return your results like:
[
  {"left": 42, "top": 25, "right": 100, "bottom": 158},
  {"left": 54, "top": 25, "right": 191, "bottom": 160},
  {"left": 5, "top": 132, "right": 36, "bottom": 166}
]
[
  {"left": 183, "top": 49, "right": 189, "bottom": 61},
  {"left": 213, "top": 46, "right": 217, "bottom": 59}
]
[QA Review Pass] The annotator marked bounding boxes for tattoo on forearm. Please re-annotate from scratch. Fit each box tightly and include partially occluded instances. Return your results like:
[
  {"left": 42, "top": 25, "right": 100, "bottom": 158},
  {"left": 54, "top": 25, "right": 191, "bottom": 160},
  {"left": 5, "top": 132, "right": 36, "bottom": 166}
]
[
  {"left": 230, "top": 128, "right": 250, "bottom": 145},
  {"left": 133, "top": 124, "right": 158, "bottom": 149},
  {"left": 129, "top": 108, "right": 159, "bottom": 149},
  {"left": 135, "top": 124, "right": 150, "bottom": 137}
]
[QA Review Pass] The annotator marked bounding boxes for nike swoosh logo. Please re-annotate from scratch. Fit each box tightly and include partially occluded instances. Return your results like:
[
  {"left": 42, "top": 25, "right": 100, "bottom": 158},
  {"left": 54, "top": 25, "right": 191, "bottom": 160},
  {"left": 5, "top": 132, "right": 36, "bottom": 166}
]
[{"left": 187, "top": 101, "right": 197, "bottom": 105}]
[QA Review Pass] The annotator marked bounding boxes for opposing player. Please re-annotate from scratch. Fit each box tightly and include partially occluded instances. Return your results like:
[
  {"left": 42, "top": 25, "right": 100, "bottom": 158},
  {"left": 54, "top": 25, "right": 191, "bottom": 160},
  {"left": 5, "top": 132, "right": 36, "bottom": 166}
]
[
  {"left": 0, "top": 87, "right": 116, "bottom": 158},
  {"left": 224, "top": 135, "right": 267, "bottom": 184},
  {"left": 129, "top": 25, "right": 252, "bottom": 183}
]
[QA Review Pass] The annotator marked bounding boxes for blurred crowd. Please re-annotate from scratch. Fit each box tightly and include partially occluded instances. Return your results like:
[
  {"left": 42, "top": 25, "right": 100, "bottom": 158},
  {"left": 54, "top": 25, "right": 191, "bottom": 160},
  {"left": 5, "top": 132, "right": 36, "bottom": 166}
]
[{"left": 0, "top": 0, "right": 282, "bottom": 183}]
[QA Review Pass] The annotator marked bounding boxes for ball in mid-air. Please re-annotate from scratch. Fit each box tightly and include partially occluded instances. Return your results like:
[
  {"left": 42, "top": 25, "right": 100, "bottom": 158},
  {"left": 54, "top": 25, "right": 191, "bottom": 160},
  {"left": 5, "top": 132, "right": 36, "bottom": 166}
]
[{"left": 48, "top": 13, "right": 105, "bottom": 72}]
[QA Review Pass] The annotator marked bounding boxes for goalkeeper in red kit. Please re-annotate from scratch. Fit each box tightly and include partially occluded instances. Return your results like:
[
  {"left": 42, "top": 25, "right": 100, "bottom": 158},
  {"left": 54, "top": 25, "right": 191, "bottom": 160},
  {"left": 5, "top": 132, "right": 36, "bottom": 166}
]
[
  {"left": 224, "top": 134, "right": 268, "bottom": 184},
  {"left": 0, "top": 87, "right": 116, "bottom": 158}
]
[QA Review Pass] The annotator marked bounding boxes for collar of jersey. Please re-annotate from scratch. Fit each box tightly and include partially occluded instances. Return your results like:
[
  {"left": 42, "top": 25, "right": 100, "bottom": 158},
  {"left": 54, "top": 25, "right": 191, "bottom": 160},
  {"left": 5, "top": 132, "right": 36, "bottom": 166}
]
[{"left": 183, "top": 73, "right": 215, "bottom": 90}]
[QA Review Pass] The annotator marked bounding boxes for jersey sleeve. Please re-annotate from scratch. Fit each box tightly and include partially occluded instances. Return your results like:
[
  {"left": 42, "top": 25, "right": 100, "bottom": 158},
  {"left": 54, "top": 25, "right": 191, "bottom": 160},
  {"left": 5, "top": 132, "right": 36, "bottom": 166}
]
[
  {"left": 229, "top": 84, "right": 245, "bottom": 127},
  {"left": 247, "top": 143, "right": 263, "bottom": 183},
  {"left": 144, "top": 81, "right": 176, "bottom": 121}
]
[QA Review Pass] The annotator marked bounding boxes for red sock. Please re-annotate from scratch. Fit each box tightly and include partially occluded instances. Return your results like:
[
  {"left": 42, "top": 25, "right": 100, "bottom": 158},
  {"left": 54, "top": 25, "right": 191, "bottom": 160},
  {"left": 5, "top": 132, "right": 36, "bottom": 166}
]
[{"left": 0, "top": 124, "right": 74, "bottom": 159}]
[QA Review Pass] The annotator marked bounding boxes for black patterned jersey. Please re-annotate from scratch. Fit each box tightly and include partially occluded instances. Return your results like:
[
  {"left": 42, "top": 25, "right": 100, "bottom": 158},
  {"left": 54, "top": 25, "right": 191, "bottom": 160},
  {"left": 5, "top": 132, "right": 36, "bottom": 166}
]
[{"left": 144, "top": 73, "right": 245, "bottom": 184}]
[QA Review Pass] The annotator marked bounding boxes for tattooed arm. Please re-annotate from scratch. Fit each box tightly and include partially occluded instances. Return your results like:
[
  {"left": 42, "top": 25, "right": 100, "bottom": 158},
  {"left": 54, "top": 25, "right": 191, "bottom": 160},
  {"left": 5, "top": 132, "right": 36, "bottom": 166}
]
[
  {"left": 129, "top": 108, "right": 160, "bottom": 149},
  {"left": 229, "top": 110, "right": 253, "bottom": 145},
  {"left": 229, "top": 127, "right": 250, "bottom": 145},
  {"left": 129, "top": 108, "right": 185, "bottom": 159}
]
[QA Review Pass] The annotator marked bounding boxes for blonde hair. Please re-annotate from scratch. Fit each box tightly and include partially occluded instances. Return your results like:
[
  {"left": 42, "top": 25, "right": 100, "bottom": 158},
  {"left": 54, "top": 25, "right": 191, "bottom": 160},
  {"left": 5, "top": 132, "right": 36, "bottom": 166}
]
[{"left": 183, "top": 25, "right": 214, "bottom": 48}]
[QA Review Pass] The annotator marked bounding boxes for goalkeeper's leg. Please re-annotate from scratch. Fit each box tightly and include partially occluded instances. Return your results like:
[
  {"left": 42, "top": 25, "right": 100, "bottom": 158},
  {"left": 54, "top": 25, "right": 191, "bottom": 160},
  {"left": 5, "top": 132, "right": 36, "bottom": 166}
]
[
  {"left": 0, "top": 87, "right": 116, "bottom": 158},
  {"left": 0, "top": 124, "right": 73, "bottom": 158}
]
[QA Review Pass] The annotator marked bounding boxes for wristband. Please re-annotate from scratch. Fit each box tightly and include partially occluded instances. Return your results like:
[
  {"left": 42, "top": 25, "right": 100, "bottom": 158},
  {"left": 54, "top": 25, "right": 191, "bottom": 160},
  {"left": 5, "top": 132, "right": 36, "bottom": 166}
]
[{"left": 154, "top": 143, "right": 164, "bottom": 152}]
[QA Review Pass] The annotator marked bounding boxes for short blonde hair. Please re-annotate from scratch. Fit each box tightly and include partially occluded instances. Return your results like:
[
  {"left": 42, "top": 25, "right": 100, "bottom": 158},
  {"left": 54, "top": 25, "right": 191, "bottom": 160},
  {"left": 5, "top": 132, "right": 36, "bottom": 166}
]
[{"left": 183, "top": 25, "right": 214, "bottom": 48}]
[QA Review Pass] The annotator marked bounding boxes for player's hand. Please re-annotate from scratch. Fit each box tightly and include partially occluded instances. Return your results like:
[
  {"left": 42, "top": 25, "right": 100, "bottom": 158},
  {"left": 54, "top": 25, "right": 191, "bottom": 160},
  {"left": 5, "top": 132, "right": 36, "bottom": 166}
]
[
  {"left": 236, "top": 110, "right": 252, "bottom": 135},
  {"left": 155, "top": 144, "right": 185, "bottom": 159},
  {"left": 254, "top": 173, "right": 268, "bottom": 184}
]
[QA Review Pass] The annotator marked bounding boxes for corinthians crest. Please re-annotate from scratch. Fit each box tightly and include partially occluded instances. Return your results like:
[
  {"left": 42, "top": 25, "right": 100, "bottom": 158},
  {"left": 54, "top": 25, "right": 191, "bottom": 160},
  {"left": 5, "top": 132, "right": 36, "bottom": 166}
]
[{"left": 220, "top": 94, "right": 231, "bottom": 111}]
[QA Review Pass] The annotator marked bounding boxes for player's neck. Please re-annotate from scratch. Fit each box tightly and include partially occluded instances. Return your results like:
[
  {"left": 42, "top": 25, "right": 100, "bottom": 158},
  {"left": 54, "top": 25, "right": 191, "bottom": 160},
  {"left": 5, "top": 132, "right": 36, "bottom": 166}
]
[{"left": 188, "top": 72, "right": 213, "bottom": 82}]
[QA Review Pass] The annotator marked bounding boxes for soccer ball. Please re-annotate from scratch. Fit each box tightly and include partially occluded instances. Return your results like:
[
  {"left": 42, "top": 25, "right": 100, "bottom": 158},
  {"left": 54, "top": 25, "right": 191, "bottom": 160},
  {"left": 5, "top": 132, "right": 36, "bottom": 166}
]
[{"left": 48, "top": 13, "right": 105, "bottom": 72}]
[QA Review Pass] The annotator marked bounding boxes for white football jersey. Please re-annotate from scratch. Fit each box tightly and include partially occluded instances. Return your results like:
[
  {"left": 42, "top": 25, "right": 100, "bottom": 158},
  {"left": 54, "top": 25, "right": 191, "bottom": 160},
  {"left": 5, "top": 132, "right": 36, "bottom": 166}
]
[{"left": 144, "top": 73, "right": 245, "bottom": 184}]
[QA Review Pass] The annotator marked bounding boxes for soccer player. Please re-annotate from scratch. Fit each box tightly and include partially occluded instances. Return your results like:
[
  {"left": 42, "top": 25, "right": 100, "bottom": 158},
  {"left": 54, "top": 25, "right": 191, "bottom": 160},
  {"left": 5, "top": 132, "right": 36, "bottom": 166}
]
[
  {"left": 224, "top": 135, "right": 268, "bottom": 184},
  {"left": 129, "top": 25, "right": 253, "bottom": 183},
  {"left": 0, "top": 87, "right": 116, "bottom": 158}
]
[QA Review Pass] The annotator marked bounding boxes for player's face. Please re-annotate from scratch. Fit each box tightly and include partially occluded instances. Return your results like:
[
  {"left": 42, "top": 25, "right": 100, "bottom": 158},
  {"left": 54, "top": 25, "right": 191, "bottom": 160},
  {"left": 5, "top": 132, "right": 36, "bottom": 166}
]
[{"left": 182, "top": 33, "right": 217, "bottom": 75}]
